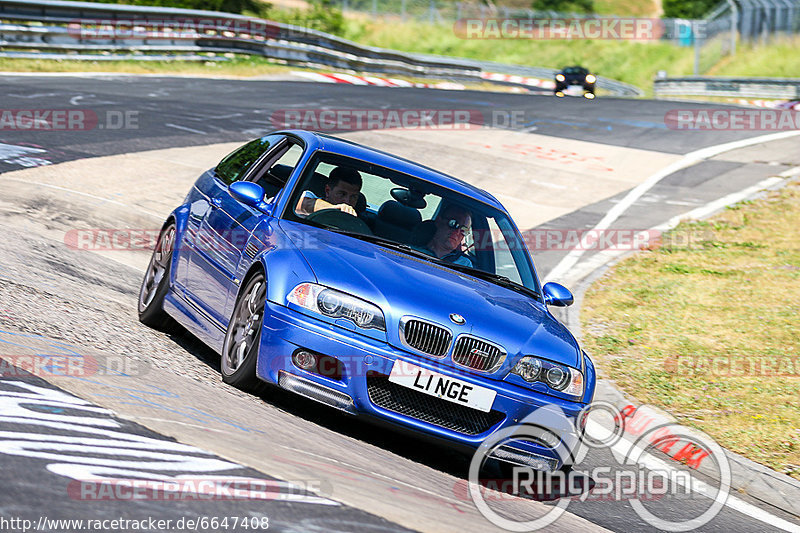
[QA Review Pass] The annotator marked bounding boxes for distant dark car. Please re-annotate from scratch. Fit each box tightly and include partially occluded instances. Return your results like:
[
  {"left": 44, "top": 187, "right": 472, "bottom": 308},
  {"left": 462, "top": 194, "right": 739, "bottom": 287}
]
[{"left": 554, "top": 66, "right": 596, "bottom": 99}]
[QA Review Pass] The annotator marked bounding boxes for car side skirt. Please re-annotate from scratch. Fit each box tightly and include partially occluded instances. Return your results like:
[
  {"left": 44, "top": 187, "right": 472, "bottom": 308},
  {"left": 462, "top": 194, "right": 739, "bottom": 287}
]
[{"left": 163, "top": 289, "right": 226, "bottom": 354}]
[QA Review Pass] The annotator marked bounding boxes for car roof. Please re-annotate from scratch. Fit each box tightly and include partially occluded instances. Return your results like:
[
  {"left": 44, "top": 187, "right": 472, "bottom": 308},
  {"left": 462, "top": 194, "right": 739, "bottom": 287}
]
[{"left": 273, "top": 129, "right": 504, "bottom": 210}]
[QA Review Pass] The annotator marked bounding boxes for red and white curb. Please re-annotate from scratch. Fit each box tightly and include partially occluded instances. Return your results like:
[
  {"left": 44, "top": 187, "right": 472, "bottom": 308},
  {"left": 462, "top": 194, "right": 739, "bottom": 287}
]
[
  {"left": 590, "top": 388, "right": 800, "bottom": 528},
  {"left": 291, "top": 71, "right": 465, "bottom": 90},
  {"left": 480, "top": 72, "right": 556, "bottom": 89}
]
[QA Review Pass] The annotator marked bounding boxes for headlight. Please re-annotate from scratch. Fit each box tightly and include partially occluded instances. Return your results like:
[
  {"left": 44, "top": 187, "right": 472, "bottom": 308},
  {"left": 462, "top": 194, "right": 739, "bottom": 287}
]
[
  {"left": 287, "top": 283, "right": 386, "bottom": 331},
  {"left": 585, "top": 74, "right": 596, "bottom": 83},
  {"left": 556, "top": 74, "right": 565, "bottom": 82},
  {"left": 514, "top": 357, "right": 542, "bottom": 381},
  {"left": 511, "top": 356, "right": 584, "bottom": 397}
]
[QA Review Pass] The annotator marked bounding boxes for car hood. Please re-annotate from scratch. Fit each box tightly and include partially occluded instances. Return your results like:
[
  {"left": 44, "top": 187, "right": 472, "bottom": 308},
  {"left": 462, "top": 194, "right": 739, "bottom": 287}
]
[{"left": 280, "top": 221, "right": 581, "bottom": 372}]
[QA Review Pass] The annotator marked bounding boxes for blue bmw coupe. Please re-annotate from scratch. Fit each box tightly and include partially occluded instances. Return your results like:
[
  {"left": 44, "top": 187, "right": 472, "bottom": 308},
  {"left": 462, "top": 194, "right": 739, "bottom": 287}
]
[{"left": 138, "top": 130, "right": 595, "bottom": 471}]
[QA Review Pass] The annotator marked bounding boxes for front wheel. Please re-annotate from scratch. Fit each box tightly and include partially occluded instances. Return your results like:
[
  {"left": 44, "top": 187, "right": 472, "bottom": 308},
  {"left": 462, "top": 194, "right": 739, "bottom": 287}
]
[
  {"left": 221, "top": 272, "right": 267, "bottom": 392},
  {"left": 138, "top": 222, "right": 176, "bottom": 330}
]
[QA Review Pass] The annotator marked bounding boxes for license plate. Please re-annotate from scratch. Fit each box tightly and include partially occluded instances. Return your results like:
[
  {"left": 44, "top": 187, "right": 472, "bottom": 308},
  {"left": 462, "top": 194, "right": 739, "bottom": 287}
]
[{"left": 388, "top": 360, "right": 496, "bottom": 413}]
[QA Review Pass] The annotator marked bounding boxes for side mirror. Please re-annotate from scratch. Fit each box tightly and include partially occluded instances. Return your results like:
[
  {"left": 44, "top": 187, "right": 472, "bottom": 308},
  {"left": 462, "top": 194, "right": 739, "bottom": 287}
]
[
  {"left": 543, "top": 282, "right": 574, "bottom": 307},
  {"left": 229, "top": 181, "right": 271, "bottom": 212}
]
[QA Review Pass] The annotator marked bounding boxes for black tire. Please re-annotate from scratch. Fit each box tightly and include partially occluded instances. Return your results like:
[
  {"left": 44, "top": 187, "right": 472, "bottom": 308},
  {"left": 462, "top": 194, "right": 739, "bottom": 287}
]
[
  {"left": 221, "top": 272, "right": 267, "bottom": 392},
  {"left": 138, "top": 222, "right": 176, "bottom": 330}
]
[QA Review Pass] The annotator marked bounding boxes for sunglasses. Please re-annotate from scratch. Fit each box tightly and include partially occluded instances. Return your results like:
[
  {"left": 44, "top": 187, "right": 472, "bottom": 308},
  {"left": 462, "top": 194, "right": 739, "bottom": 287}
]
[{"left": 447, "top": 219, "right": 471, "bottom": 232}]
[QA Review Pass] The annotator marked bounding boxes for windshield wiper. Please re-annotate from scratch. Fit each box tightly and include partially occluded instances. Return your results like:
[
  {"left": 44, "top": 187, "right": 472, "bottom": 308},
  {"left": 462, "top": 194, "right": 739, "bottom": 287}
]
[
  {"left": 437, "top": 261, "right": 542, "bottom": 300},
  {"left": 326, "top": 228, "right": 438, "bottom": 261},
  {"left": 326, "top": 228, "right": 541, "bottom": 300}
]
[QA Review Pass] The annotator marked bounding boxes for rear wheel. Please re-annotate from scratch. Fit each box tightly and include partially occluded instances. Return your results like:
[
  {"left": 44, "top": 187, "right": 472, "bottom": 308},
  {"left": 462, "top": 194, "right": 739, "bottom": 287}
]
[
  {"left": 138, "top": 222, "right": 176, "bottom": 330},
  {"left": 221, "top": 272, "right": 267, "bottom": 392}
]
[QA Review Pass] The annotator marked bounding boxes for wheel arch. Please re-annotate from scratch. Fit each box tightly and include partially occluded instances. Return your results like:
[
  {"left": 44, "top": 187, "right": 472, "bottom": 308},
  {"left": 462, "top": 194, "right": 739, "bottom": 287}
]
[
  {"left": 234, "top": 260, "right": 268, "bottom": 309},
  {"left": 165, "top": 205, "right": 190, "bottom": 287}
]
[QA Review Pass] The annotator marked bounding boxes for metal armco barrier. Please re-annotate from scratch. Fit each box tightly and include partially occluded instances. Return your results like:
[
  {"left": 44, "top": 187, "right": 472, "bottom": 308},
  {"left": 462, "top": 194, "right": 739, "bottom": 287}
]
[
  {"left": 654, "top": 77, "right": 800, "bottom": 99},
  {"left": 0, "top": 0, "right": 644, "bottom": 96}
]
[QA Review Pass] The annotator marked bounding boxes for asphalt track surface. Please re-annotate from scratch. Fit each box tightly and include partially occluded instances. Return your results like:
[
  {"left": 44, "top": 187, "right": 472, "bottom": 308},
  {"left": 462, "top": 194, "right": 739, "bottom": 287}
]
[{"left": 1, "top": 75, "right": 799, "bottom": 533}]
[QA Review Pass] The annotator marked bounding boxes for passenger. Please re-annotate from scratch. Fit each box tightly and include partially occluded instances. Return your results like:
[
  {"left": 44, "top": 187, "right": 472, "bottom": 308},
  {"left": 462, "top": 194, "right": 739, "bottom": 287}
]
[
  {"left": 420, "top": 204, "right": 474, "bottom": 267},
  {"left": 296, "top": 167, "right": 362, "bottom": 217}
]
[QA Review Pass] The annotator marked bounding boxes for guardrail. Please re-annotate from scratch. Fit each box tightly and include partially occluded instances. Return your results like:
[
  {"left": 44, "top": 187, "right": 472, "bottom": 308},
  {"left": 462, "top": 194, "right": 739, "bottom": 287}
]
[
  {"left": 0, "top": 0, "right": 644, "bottom": 96},
  {"left": 654, "top": 77, "right": 800, "bottom": 99}
]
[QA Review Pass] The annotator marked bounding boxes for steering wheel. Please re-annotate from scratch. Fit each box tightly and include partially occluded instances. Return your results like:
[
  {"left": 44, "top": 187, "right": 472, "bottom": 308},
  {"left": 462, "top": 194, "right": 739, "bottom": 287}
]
[{"left": 305, "top": 208, "right": 373, "bottom": 235}]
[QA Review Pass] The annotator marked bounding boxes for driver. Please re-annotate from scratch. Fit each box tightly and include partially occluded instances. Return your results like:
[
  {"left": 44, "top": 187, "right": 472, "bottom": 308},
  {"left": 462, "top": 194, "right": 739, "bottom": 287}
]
[
  {"left": 296, "top": 167, "right": 362, "bottom": 217},
  {"left": 420, "top": 204, "right": 474, "bottom": 267}
]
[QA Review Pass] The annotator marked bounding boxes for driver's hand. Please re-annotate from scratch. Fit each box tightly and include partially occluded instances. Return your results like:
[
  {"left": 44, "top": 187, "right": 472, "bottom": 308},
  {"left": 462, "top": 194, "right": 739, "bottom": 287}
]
[{"left": 336, "top": 204, "right": 357, "bottom": 216}]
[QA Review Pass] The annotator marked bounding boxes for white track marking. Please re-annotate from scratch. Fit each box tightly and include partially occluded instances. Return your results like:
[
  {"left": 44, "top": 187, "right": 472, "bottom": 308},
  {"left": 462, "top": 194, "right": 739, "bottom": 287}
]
[
  {"left": 545, "top": 130, "right": 800, "bottom": 283},
  {"left": 3, "top": 177, "right": 165, "bottom": 219},
  {"left": 165, "top": 123, "right": 207, "bottom": 135},
  {"left": 7, "top": 92, "right": 59, "bottom": 98},
  {"left": 559, "top": 175, "right": 786, "bottom": 286},
  {"left": 590, "top": 419, "right": 800, "bottom": 532},
  {"left": 780, "top": 166, "right": 800, "bottom": 178}
]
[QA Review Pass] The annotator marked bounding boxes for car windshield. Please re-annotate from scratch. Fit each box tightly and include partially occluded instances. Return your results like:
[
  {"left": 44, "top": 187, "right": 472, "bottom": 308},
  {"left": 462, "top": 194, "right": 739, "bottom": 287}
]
[
  {"left": 563, "top": 67, "right": 587, "bottom": 75},
  {"left": 282, "top": 151, "right": 540, "bottom": 295}
]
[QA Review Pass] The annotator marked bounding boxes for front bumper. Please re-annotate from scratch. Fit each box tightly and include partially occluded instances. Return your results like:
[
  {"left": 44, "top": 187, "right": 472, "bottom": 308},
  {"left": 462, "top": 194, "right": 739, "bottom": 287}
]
[
  {"left": 257, "top": 300, "right": 591, "bottom": 468},
  {"left": 555, "top": 81, "right": 595, "bottom": 94}
]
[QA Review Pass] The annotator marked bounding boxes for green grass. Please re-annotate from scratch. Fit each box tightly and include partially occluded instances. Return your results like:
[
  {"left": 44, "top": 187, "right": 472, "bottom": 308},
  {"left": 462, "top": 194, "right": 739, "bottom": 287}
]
[
  {"left": 341, "top": 17, "right": 698, "bottom": 91},
  {"left": 581, "top": 179, "right": 800, "bottom": 479},
  {"left": 0, "top": 55, "right": 521, "bottom": 94},
  {"left": 341, "top": 18, "right": 800, "bottom": 92},
  {"left": 4, "top": 7, "right": 798, "bottom": 93},
  {"left": 593, "top": 0, "right": 660, "bottom": 16},
  {"left": 707, "top": 36, "right": 800, "bottom": 77},
  {"left": 4, "top": 0, "right": 797, "bottom": 92},
  {"left": 0, "top": 56, "right": 296, "bottom": 76}
]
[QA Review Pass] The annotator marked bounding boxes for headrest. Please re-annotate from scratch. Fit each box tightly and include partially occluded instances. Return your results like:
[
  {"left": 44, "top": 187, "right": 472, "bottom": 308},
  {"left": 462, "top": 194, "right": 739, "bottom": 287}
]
[
  {"left": 378, "top": 201, "right": 422, "bottom": 228},
  {"left": 355, "top": 193, "right": 367, "bottom": 214},
  {"left": 410, "top": 220, "right": 437, "bottom": 247},
  {"left": 269, "top": 164, "right": 293, "bottom": 184},
  {"left": 307, "top": 171, "right": 328, "bottom": 197},
  {"left": 391, "top": 188, "right": 427, "bottom": 209}
]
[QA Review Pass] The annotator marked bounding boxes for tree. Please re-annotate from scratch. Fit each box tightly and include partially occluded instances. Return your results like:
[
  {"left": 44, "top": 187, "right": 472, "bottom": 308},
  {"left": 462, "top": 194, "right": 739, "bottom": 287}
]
[
  {"left": 531, "top": 0, "right": 594, "bottom": 14},
  {"left": 662, "top": 0, "right": 720, "bottom": 19},
  {"left": 81, "top": 0, "right": 262, "bottom": 15}
]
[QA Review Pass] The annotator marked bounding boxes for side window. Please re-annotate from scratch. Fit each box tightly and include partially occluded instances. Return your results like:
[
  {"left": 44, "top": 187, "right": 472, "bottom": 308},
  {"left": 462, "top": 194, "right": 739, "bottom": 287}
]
[
  {"left": 215, "top": 135, "right": 282, "bottom": 186},
  {"left": 486, "top": 218, "right": 524, "bottom": 284},
  {"left": 252, "top": 143, "right": 304, "bottom": 199}
]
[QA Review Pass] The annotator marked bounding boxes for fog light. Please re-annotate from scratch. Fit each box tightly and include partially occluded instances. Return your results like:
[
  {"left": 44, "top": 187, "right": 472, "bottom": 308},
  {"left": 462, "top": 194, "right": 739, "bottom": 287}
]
[
  {"left": 293, "top": 350, "right": 317, "bottom": 370},
  {"left": 584, "top": 92, "right": 595, "bottom": 99}
]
